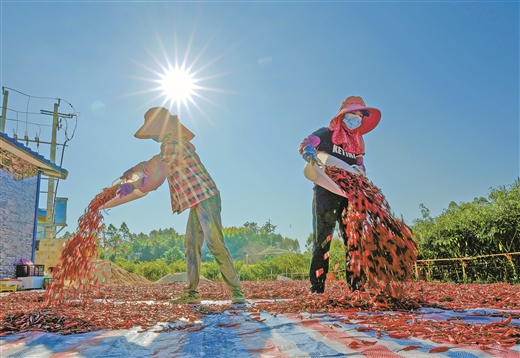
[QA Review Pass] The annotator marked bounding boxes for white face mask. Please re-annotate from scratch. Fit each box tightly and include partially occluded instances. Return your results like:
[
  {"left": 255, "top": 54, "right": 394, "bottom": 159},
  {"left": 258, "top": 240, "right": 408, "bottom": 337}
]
[{"left": 343, "top": 113, "right": 362, "bottom": 130}]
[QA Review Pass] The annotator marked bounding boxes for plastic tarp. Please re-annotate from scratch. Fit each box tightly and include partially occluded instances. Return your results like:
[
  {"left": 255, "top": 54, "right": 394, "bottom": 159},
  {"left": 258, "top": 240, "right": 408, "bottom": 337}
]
[{"left": 1, "top": 306, "right": 519, "bottom": 358}]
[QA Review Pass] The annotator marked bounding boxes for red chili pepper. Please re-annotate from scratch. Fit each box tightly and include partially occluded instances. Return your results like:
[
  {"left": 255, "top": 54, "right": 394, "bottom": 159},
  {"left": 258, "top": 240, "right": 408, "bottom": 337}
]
[
  {"left": 348, "top": 341, "right": 361, "bottom": 348},
  {"left": 429, "top": 346, "right": 450, "bottom": 353},
  {"left": 388, "top": 332, "right": 411, "bottom": 339},
  {"left": 216, "top": 323, "right": 239, "bottom": 327},
  {"left": 356, "top": 326, "right": 373, "bottom": 331},
  {"left": 361, "top": 340, "right": 377, "bottom": 345},
  {"left": 402, "top": 345, "right": 422, "bottom": 351}
]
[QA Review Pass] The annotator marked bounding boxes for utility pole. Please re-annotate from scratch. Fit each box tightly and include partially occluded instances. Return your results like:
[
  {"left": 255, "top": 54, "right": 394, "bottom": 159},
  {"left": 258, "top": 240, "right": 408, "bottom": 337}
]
[
  {"left": 0, "top": 88, "right": 8, "bottom": 133},
  {"left": 43, "top": 101, "right": 60, "bottom": 239},
  {"left": 39, "top": 101, "right": 73, "bottom": 239}
]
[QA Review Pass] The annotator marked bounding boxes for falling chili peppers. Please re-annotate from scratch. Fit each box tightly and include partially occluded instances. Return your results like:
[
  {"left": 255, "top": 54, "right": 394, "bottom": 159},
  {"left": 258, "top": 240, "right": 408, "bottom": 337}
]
[
  {"left": 44, "top": 185, "right": 120, "bottom": 305},
  {"left": 324, "top": 166, "right": 419, "bottom": 295}
]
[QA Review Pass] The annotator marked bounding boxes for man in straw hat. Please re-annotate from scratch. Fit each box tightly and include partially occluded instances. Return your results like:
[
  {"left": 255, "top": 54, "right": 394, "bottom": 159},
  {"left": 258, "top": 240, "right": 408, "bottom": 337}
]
[
  {"left": 119, "top": 107, "right": 246, "bottom": 304},
  {"left": 298, "top": 96, "right": 381, "bottom": 294}
]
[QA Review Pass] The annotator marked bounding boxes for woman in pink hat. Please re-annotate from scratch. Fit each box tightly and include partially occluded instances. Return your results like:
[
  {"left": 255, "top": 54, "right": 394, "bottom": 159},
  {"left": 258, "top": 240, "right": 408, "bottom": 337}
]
[
  {"left": 119, "top": 107, "right": 245, "bottom": 304},
  {"left": 298, "top": 96, "right": 381, "bottom": 294}
]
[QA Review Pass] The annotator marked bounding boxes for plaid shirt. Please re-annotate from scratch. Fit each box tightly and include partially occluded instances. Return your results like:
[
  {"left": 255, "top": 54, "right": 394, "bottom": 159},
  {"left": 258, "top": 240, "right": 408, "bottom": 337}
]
[{"left": 133, "top": 137, "right": 219, "bottom": 214}]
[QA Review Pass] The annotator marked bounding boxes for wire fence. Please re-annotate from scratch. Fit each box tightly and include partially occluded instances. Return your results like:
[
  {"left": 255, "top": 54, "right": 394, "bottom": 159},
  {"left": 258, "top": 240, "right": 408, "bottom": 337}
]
[
  {"left": 237, "top": 270, "right": 310, "bottom": 282},
  {"left": 415, "top": 252, "right": 520, "bottom": 283},
  {"left": 235, "top": 252, "right": 520, "bottom": 284}
]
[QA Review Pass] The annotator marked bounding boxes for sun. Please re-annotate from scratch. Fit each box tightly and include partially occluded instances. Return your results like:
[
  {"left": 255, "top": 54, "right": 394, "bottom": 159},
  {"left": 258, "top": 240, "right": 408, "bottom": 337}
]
[
  {"left": 126, "top": 29, "right": 240, "bottom": 123},
  {"left": 159, "top": 66, "right": 196, "bottom": 104}
]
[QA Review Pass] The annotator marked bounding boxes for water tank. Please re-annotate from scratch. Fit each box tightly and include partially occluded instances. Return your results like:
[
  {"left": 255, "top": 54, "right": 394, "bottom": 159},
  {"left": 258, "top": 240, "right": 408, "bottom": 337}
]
[{"left": 54, "top": 197, "right": 68, "bottom": 225}]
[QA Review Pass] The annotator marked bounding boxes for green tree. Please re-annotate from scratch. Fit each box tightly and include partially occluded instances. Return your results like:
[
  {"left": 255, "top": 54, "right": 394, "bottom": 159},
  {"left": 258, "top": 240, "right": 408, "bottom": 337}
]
[
  {"left": 412, "top": 179, "right": 520, "bottom": 282},
  {"left": 244, "top": 252, "right": 311, "bottom": 280},
  {"left": 119, "top": 222, "right": 133, "bottom": 243},
  {"left": 131, "top": 233, "right": 152, "bottom": 261},
  {"left": 260, "top": 220, "right": 276, "bottom": 236},
  {"left": 223, "top": 226, "right": 249, "bottom": 259},
  {"left": 223, "top": 222, "right": 301, "bottom": 258},
  {"left": 162, "top": 246, "right": 185, "bottom": 264},
  {"left": 129, "top": 228, "right": 184, "bottom": 262},
  {"left": 104, "top": 224, "right": 121, "bottom": 261},
  {"left": 279, "top": 237, "right": 301, "bottom": 253},
  {"left": 115, "top": 258, "right": 171, "bottom": 282},
  {"left": 305, "top": 232, "right": 313, "bottom": 253},
  {"left": 244, "top": 222, "right": 259, "bottom": 234},
  {"left": 60, "top": 231, "right": 73, "bottom": 239},
  {"left": 201, "top": 260, "right": 221, "bottom": 281}
]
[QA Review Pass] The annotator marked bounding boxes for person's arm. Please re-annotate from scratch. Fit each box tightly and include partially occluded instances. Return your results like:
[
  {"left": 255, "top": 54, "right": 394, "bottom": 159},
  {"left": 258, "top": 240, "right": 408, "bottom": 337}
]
[
  {"left": 299, "top": 134, "right": 322, "bottom": 165},
  {"left": 136, "top": 138, "right": 185, "bottom": 192},
  {"left": 135, "top": 160, "right": 168, "bottom": 192},
  {"left": 121, "top": 155, "right": 161, "bottom": 179},
  {"left": 298, "top": 134, "right": 320, "bottom": 156},
  {"left": 129, "top": 138, "right": 183, "bottom": 193},
  {"left": 119, "top": 158, "right": 168, "bottom": 196}
]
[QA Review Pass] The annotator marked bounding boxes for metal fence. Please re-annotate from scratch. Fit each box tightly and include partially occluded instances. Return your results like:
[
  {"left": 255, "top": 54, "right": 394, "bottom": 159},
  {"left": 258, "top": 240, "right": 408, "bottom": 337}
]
[
  {"left": 415, "top": 252, "right": 520, "bottom": 283},
  {"left": 235, "top": 252, "right": 520, "bottom": 284}
]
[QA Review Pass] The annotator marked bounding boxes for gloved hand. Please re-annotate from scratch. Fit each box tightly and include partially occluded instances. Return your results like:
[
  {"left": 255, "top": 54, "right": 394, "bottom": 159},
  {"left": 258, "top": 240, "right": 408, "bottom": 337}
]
[
  {"left": 121, "top": 168, "right": 134, "bottom": 181},
  {"left": 302, "top": 145, "right": 323, "bottom": 166},
  {"left": 118, "top": 182, "right": 135, "bottom": 197}
]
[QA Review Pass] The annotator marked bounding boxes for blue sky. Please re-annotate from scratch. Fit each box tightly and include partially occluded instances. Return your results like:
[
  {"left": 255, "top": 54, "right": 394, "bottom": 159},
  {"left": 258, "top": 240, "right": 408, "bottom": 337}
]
[{"left": 1, "top": 1, "right": 518, "bottom": 250}]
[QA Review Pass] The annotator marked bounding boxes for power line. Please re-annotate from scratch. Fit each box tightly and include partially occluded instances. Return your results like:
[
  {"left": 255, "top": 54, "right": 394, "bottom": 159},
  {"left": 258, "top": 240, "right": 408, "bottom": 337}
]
[
  {"left": 1, "top": 87, "right": 81, "bottom": 239},
  {"left": 2, "top": 86, "right": 81, "bottom": 142},
  {"left": 3, "top": 86, "right": 59, "bottom": 101}
]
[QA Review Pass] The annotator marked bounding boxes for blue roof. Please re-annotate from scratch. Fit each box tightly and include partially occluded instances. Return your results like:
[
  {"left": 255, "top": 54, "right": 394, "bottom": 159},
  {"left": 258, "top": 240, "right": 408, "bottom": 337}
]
[{"left": 0, "top": 132, "right": 68, "bottom": 179}]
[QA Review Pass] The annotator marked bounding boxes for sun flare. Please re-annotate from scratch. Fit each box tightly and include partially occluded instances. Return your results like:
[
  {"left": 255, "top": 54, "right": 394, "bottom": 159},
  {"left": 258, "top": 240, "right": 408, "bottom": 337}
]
[
  {"left": 127, "top": 29, "right": 240, "bottom": 123},
  {"left": 159, "top": 66, "right": 196, "bottom": 104}
]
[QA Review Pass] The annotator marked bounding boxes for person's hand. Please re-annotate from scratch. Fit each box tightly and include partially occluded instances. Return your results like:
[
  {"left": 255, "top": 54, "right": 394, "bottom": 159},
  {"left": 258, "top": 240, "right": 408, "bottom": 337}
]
[
  {"left": 121, "top": 168, "right": 134, "bottom": 181},
  {"left": 302, "top": 145, "right": 323, "bottom": 166},
  {"left": 118, "top": 182, "right": 135, "bottom": 197}
]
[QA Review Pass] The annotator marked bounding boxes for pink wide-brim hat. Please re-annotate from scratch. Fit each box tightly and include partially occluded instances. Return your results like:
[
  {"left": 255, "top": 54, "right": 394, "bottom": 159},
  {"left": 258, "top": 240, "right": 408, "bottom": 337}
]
[
  {"left": 333, "top": 96, "right": 381, "bottom": 135},
  {"left": 134, "top": 107, "right": 195, "bottom": 140}
]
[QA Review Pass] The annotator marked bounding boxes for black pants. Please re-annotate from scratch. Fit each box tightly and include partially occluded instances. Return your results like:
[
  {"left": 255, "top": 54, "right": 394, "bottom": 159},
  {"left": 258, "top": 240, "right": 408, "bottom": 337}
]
[{"left": 309, "top": 185, "right": 364, "bottom": 293}]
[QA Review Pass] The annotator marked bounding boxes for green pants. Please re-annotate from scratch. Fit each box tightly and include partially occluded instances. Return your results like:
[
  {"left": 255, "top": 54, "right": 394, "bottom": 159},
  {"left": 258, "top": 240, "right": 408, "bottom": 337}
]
[{"left": 184, "top": 194, "right": 242, "bottom": 294}]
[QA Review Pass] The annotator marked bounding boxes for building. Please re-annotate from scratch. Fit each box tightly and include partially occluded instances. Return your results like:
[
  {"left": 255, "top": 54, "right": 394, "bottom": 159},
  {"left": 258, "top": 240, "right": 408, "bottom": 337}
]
[{"left": 0, "top": 132, "right": 67, "bottom": 278}]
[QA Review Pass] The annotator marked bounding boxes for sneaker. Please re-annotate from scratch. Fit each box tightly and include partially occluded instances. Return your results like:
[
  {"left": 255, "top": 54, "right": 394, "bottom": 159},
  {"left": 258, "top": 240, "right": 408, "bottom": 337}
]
[
  {"left": 169, "top": 292, "right": 201, "bottom": 304},
  {"left": 231, "top": 290, "right": 246, "bottom": 304}
]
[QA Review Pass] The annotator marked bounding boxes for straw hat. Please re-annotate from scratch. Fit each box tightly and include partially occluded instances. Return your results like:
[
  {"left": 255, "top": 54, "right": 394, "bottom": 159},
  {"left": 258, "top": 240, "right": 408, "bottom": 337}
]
[
  {"left": 333, "top": 96, "right": 381, "bottom": 135},
  {"left": 134, "top": 107, "right": 195, "bottom": 140}
]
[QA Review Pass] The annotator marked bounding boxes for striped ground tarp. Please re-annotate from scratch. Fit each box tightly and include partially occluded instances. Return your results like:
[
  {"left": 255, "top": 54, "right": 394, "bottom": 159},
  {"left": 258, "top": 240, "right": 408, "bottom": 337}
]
[{"left": 1, "top": 306, "right": 519, "bottom": 358}]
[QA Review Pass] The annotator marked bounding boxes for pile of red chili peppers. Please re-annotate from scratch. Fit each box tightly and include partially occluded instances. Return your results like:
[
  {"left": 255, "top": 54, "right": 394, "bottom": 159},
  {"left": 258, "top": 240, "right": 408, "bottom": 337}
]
[
  {"left": 2, "top": 280, "right": 519, "bottom": 349},
  {"left": 44, "top": 185, "right": 119, "bottom": 305},
  {"left": 325, "top": 166, "right": 419, "bottom": 295}
]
